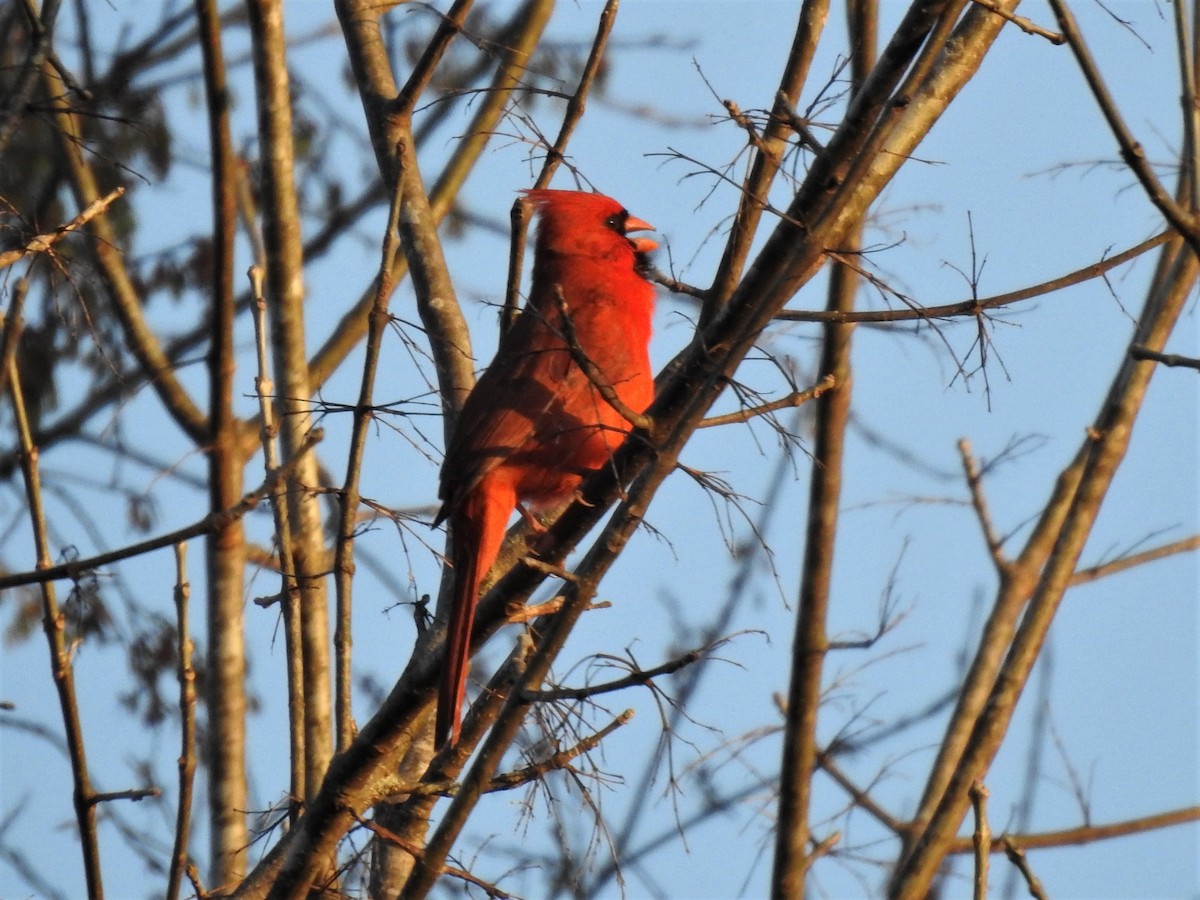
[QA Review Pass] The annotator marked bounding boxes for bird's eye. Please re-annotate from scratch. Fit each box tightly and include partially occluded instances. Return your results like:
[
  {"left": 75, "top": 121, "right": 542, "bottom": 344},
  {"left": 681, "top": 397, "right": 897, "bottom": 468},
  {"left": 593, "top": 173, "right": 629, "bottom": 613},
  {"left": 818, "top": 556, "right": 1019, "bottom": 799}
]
[{"left": 604, "top": 212, "right": 625, "bottom": 231}]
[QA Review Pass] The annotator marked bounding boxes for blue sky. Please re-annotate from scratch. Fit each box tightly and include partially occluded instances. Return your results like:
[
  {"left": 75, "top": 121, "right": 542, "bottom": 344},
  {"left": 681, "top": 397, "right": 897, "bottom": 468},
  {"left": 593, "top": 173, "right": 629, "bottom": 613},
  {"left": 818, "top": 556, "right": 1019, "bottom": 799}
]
[{"left": 1, "top": 2, "right": 1197, "bottom": 897}]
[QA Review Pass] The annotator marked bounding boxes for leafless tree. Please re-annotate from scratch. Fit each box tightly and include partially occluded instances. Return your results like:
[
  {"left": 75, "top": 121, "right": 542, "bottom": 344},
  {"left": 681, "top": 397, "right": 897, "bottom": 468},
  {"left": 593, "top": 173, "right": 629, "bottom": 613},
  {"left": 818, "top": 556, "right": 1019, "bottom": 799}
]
[{"left": 0, "top": 1, "right": 1196, "bottom": 898}]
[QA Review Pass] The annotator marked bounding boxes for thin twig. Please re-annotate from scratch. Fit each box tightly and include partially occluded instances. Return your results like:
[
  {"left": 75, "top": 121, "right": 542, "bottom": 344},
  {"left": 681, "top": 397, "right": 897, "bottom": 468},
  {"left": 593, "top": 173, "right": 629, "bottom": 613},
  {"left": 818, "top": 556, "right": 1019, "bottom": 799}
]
[
  {"left": 533, "top": 0, "right": 619, "bottom": 189},
  {"left": 817, "top": 751, "right": 908, "bottom": 835},
  {"left": 1130, "top": 345, "right": 1200, "bottom": 371},
  {"left": 89, "top": 788, "right": 161, "bottom": 804},
  {"left": 1170, "top": 0, "right": 1200, "bottom": 211},
  {"left": 0, "top": 427, "right": 323, "bottom": 591},
  {"left": 947, "top": 805, "right": 1200, "bottom": 854},
  {"left": 551, "top": 286, "right": 652, "bottom": 431},
  {"left": 698, "top": 375, "right": 835, "bottom": 427},
  {"left": 167, "top": 543, "right": 197, "bottom": 900},
  {"left": 969, "top": 0, "right": 1064, "bottom": 43},
  {"left": 0, "top": 280, "right": 29, "bottom": 407},
  {"left": 501, "top": 197, "right": 530, "bottom": 335},
  {"left": 706, "top": 0, "right": 832, "bottom": 324},
  {"left": 1001, "top": 839, "right": 1048, "bottom": 900},
  {"left": 970, "top": 781, "right": 991, "bottom": 900},
  {"left": 959, "top": 439, "right": 1009, "bottom": 572},
  {"left": 393, "top": 0, "right": 474, "bottom": 117},
  {"left": 1070, "top": 533, "right": 1200, "bottom": 585},
  {"left": 248, "top": 264, "right": 306, "bottom": 816},
  {"left": 353, "top": 813, "right": 516, "bottom": 898},
  {"left": 525, "top": 648, "right": 705, "bottom": 702},
  {"left": 43, "top": 60, "right": 209, "bottom": 445},
  {"left": 333, "top": 139, "right": 407, "bottom": 752},
  {"left": 488, "top": 710, "right": 634, "bottom": 790}
]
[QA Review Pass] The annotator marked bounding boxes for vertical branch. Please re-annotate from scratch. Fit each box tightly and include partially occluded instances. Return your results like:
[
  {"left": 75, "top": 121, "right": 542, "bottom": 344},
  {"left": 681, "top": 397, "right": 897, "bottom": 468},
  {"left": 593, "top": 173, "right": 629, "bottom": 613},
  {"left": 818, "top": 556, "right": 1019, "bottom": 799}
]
[
  {"left": 0, "top": 278, "right": 28, "bottom": 401},
  {"left": 333, "top": 162, "right": 407, "bottom": 752},
  {"left": 249, "top": 266, "right": 307, "bottom": 815},
  {"left": 195, "top": 0, "right": 250, "bottom": 881},
  {"left": 167, "top": 543, "right": 197, "bottom": 900},
  {"left": 7, "top": 353, "right": 103, "bottom": 898},
  {"left": 1171, "top": 0, "right": 1199, "bottom": 210},
  {"left": 1193, "top": 0, "right": 1200, "bottom": 207},
  {"left": 1048, "top": 0, "right": 1197, "bottom": 239},
  {"left": 970, "top": 782, "right": 991, "bottom": 900},
  {"left": 771, "top": 4, "right": 873, "bottom": 896},
  {"left": 247, "top": 0, "right": 334, "bottom": 805}
]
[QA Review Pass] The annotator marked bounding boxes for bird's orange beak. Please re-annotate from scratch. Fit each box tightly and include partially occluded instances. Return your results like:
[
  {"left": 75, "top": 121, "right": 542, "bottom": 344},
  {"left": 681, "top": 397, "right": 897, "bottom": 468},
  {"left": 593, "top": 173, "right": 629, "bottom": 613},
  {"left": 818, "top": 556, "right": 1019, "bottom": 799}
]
[{"left": 624, "top": 214, "right": 658, "bottom": 253}]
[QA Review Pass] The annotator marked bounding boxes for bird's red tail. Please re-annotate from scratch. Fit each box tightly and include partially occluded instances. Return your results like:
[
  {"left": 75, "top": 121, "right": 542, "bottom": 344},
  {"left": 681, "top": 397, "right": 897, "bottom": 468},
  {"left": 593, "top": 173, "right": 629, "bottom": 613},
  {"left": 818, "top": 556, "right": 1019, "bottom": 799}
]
[{"left": 436, "top": 477, "right": 514, "bottom": 749}]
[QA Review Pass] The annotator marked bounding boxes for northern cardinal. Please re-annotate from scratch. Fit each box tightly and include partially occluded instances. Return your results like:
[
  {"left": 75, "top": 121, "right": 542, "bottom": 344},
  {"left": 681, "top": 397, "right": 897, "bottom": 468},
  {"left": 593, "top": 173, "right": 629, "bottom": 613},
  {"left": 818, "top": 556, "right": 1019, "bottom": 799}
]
[{"left": 434, "top": 189, "right": 658, "bottom": 748}]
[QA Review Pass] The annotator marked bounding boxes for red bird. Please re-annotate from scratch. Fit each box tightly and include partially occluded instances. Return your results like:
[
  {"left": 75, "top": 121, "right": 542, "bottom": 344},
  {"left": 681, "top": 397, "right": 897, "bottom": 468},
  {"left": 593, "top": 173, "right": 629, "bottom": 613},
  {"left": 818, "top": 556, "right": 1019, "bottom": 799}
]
[{"left": 434, "top": 189, "right": 658, "bottom": 748}]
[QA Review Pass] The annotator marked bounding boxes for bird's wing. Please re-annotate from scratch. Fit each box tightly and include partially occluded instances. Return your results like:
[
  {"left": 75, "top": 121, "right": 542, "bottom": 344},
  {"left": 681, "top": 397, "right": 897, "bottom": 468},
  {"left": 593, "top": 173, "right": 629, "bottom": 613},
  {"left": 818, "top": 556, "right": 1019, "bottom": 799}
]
[{"left": 437, "top": 310, "right": 584, "bottom": 515}]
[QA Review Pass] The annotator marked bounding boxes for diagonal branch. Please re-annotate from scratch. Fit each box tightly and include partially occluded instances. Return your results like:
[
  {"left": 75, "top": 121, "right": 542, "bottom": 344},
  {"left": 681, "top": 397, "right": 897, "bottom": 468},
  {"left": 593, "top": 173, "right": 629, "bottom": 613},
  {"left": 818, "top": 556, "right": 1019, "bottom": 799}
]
[
  {"left": 1048, "top": 0, "right": 1199, "bottom": 241},
  {"left": 41, "top": 61, "right": 209, "bottom": 445},
  {"left": 0, "top": 186, "right": 124, "bottom": 270},
  {"left": 550, "top": 286, "right": 652, "bottom": 431}
]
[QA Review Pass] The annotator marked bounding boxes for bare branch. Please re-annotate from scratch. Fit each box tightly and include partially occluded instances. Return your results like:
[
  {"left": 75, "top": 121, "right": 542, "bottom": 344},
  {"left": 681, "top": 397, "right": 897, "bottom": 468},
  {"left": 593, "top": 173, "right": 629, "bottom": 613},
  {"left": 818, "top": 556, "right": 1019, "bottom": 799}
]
[
  {"left": 42, "top": 63, "right": 210, "bottom": 445},
  {"left": 332, "top": 138, "right": 407, "bottom": 752},
  {"left": 774, "top": 231, "right": 1172, "bottom": 323},
  {"left": 1129, "top": 345, "right": 1200, "bottom": 371},
  {"left": 353, "top": 813, "right": 516, "bottom": 899},
  {"left": 817, "top": 751, "right": 908, "bottom": 835},
  {"left": 1001, "top": 839, "right": 1049, "bottom": 900},
  {"left": 1048, "top": 0, "right": 1199, "bottom": 241},
  {"left": 532, "top": 0, "right": 618, "bottom": 189},
  {"left": 0, "top": 187, "right": 125, "bottom": 270},
  {"left": 487, "top": 710, "right": 634, "bottom": 791},
  {"left": 697, "top": 374, "right": 835, "bottom": 428},
  {"left": 946, "top": 805, "right": 1200, "bottom": 854},
  {"left": 1070, "top": 533, "right": 1200, "bottom": 585},
  {"left": 0, "top": 428, "right": 324, "bottom": 591},
  {"left": 166, "top": 542, "right": 198, "bottom": 900},
  {"left": 970, "top": 782, "right": 991, "bottom": 900},
  {"left": 959, "top": 439, "right": 1009, "bottom": 572},
  {"left": 249, "top": 264, "right": 306, "bottom": 815},
  {"left": 551, "top": 286, "right": 653, "bottom": 431},
  {"left": 969, "top": 0, "right": 1064, "bottom": 43},
  {"left": 90, "top": 787, "right": 161, "bottom": 805},
  {"left": 502, "top": 0, "right": 618, "bottom": 332},
  {"left": 6, "top": 350, "right": 102, "bottom": 895},
  {"left": 526, "top": 647, "right": 707, "bottom": 703},
  {"left": 393, "top": 0, "right": 474, "bottom": 117}
]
